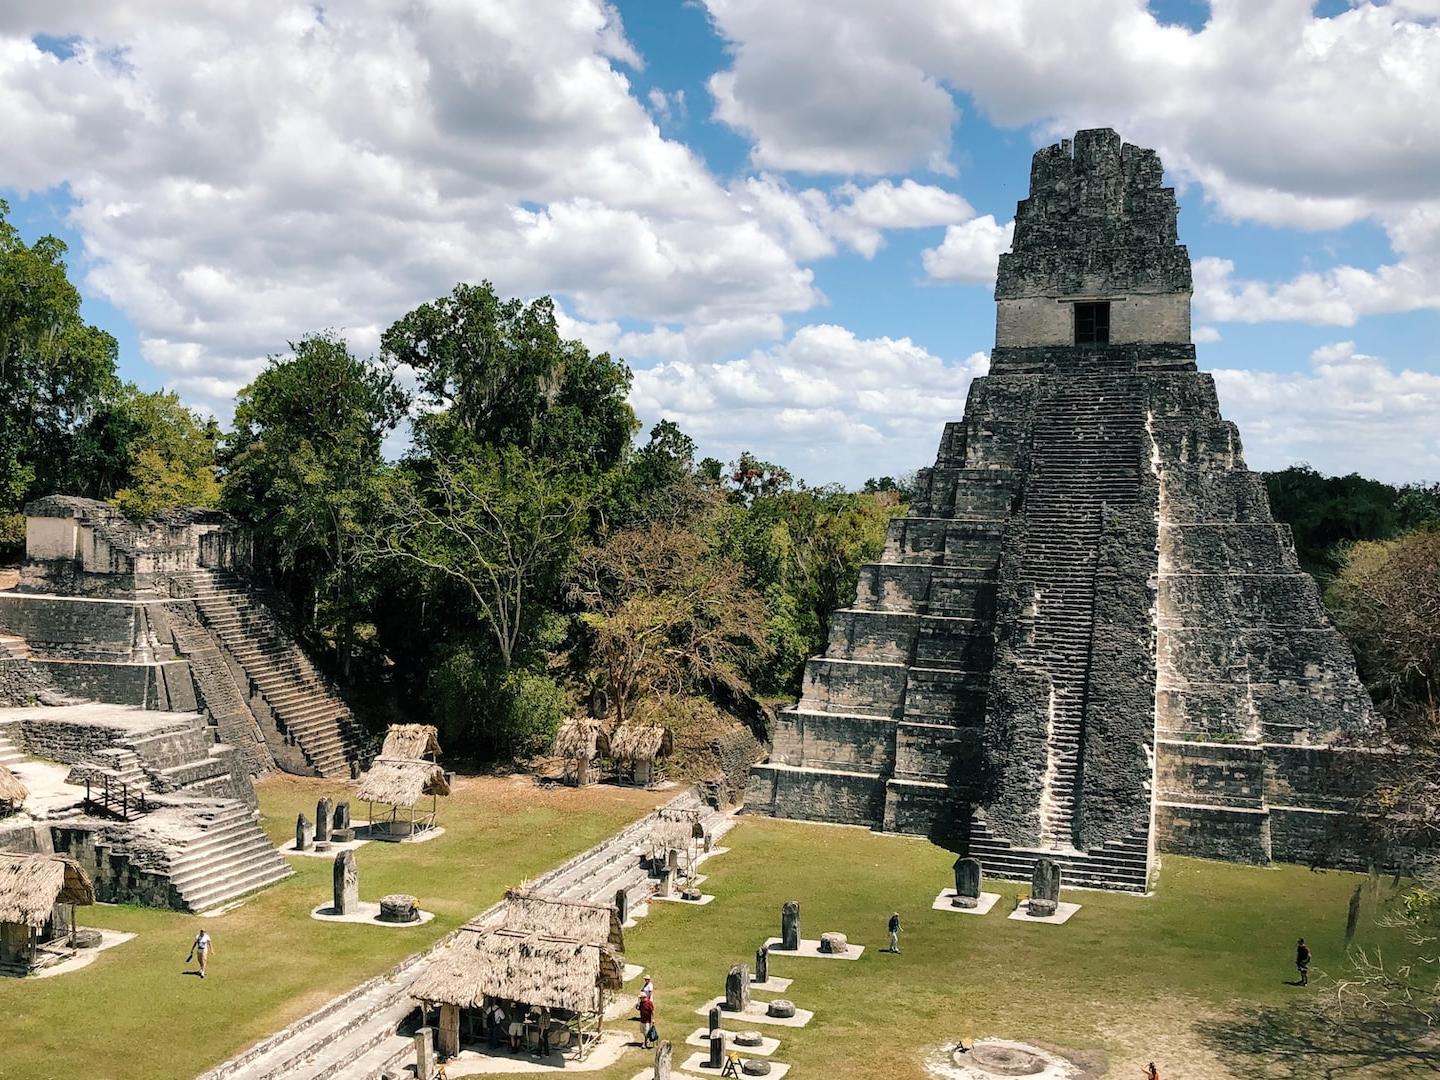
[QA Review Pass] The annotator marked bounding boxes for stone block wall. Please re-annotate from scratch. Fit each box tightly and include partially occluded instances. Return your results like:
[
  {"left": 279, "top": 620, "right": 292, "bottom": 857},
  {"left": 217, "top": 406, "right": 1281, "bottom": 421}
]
[{"left": 0, "top": 658, "right": 54, "bottom": 706}]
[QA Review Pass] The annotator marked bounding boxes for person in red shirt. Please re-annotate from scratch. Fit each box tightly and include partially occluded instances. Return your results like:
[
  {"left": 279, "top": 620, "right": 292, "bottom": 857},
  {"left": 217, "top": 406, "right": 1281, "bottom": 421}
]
[
  {"left": 1144, "top": 1063, "right": 1160, "bottom": 1080},
  {"left": 638, "top": 993, "right": 656, "bottom": 1049}
]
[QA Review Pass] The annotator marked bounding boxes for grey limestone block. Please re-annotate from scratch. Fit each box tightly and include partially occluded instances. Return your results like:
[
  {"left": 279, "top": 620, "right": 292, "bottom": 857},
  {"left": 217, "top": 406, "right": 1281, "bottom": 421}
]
[
  {"left": 766, "top": 1000, "right": 796, "bottom": 1019},
  {"left": 1032, "top": 859, "right": 1061, "bottom": 903},
  {"left": 818, "top": 932, "right": 848, "bottom": 955},
  {"left": 780, "top": 900, "right": 800, "bottom": 950},
  {"left": 333, "top": 800, "right": 350, "bottom": 830},
  {"left": 725, "top": 963, "right": 750, "bottom": 1012},
  {"left": 708, "top": 1030, "right": 727, "bottom": 1069},
  {"left": 333, "top": 849, "right": 359, "bottom": 915},
  {"left": 296, "top": 813, "right": 313, "bottom": 851},
  {"left": 315, "top": 797, "right": 333, "bottom": 843}
]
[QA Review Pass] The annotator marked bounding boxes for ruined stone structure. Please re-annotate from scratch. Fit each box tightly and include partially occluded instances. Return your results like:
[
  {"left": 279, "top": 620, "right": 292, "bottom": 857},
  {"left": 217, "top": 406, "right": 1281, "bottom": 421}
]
[{"left": 747, "top": 129, "right": 1376, "bottom": 890}]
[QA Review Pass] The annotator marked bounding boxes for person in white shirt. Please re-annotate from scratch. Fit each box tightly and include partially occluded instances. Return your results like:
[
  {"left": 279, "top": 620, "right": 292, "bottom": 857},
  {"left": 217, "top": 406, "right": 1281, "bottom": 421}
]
[
  {"left": 642, "top": 975, "right": 654, "bottom": 1002},
  {"left": 188, "top": 929, "right": 214, "bottom": 978}
]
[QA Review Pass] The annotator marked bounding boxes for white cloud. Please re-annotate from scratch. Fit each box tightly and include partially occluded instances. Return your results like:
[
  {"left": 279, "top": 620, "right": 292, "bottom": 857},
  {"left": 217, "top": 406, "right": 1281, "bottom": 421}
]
[
  {"left": 921, "top": 215, "right": 1014, "bottom": 285},
  {"left": 1192, "top": 325, "right": 1221, "bottom": 344},
  {"left": 1213, "top": 341, "right": 1440, "bottom": 482},
  {"left": 631, "top": 323, "right": 989, "bottom": 482}
]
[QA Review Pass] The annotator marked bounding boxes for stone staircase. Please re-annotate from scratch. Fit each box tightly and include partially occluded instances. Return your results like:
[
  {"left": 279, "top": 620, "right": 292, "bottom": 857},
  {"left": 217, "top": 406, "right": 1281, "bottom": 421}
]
[
  {"left": 123, "top": 717, "right": 250, "bottom": 804},
  {"left": 201, "top": 792, "right": 730, "bottom": 1080},
  {"left": 184, "top": 569, "right": 366, "bottom": 778},
  {"left": 1018, "top": 370, "right": 1144, "bottom": 849},
  {"left": 0, "top": 723, "right": 24, "bottom": 771},
  {"left": 167, "top": 800, "right": 294, "bottom": 912},
  {"left": 169, "top": 603, "right": 274, "bottom": 773},
  {"left": 969, "top": 818, "right": 1149, "bottom": 893}
]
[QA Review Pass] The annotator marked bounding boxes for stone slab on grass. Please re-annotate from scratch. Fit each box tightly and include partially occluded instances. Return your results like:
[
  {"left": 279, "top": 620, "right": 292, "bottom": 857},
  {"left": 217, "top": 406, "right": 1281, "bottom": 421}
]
[
  {"left": 1006, "top": 900, "right": 1082, "bottom": 925},
  {"left": 308, "top": 901, "right": 435, "bottom": 927},
  {"left": 749, "top": 976, "right": 793, "bottom": 993},
  {"left": 30, "top": 930, "right": 135, "bottom": 979},
  {"left": 694, "top": 997, "right": 814, "bottom": 1028},
  {"left": 762, "top": 936, "right": 865, "bottom": 960},
  {"left": 623, "top": 963, "right": 646, "bottom": 983},
  {"left": 685, "top": 1027, "right": 781, "bottom": 1056},
  {"left": 279, "top": 836, "right": 370, "bottom": 858},
  {"left": 679, "top": 1051, "right": 791, "bottom": 1078},
  {"left": 932, "top": 889, "right": 1002, "bottom": 916},
  {"left": 652, "top": 892, "right": 716, "bottom": 906}
]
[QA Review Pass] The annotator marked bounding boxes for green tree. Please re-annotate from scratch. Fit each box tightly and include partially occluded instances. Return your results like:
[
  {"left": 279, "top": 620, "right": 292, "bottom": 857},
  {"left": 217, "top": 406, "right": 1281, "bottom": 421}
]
[
  {"left": 221, "top": 332, "right": 408, "bottom": 669},
  {"left": 105, "top": 388, "right": 220, "bottom": 517},
  {"left": 0, "top": 199, "right": 119, "bottom": 527},
  {"left": 381, "top": 282, "right": 636, "bottom": 470},
  {"left": 1264, "top": 465, "right": 1405, "bottom": 578},
  {"left": 602, "top": 419, "right": 709, "bottom": 529}
]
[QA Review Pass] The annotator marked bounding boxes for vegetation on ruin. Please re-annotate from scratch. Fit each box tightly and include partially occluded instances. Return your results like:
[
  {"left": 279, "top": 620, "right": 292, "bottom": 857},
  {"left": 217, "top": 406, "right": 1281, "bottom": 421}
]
[{"left": 0, "top": 774, "right": 663, "bottom": 1080}]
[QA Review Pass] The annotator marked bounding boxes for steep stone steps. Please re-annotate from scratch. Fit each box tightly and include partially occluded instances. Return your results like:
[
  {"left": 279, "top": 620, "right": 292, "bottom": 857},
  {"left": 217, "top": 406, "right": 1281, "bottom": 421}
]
[
  {"left": 167, "top": 803, "right": 295, "bottom": 911},
  {"left": 969, "top": 819, "right": 1150, "bottom": 893}
]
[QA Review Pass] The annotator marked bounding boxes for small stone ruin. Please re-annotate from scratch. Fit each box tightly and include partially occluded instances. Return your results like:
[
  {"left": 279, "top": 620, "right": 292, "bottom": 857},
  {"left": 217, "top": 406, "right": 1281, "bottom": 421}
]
[
  {"left": 766, "top": 999, "right": 796, "bottom": 1019},
  {"left": 734, "top": 1031, "right": 764, "bottom": 1048},
  {"left": 725, "top": 962, "right": 750, "bottom": 1012},
  {"left": 378, "top": 893, "right": 419, "bottom": 924},
  {"left": 1028, "top": 859, "right": 1061, "bottom": 917},
  {"left": 780, "top": 900, "right": 800, "bottom": 950},
  {"left": 315, "top": 797, "right": 333, "bottom": 848},
  {"left": 331, "top": 800, "right": 354, "bottom": 843},
  {"left": 333, "top": 849, "right": 359, "bottom": 916},
  {"left": 296, "top": 813, "right": 313, "bottom": 852},
  {"left": 818, "top": 932, "right": 848, "bottom": 955},
  {"left": 953, "top": 856, "right": 982, "bottom": 908},
  {"left": 755, "top": 944, "right": 768, "bottom": 984}
]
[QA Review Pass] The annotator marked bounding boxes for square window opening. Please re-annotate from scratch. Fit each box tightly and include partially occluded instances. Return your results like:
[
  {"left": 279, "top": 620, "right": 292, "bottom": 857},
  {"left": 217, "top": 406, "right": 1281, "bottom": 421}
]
[{"left": 1074, "top": 301, "right": 1110, "bottom": 345}]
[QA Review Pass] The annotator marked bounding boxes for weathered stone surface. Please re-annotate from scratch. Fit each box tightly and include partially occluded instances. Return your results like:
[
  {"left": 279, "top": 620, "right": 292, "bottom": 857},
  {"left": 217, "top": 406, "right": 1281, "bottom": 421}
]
[
  {"left": 708, "top": 1005, "right": 722, "bottom": 1034},
  {"left": 745, "top": 127, "right": 1379, "bottom": 886},
  {"left": 818, "top": 932, "right": 848, "bottom": 955},
  {"left": 708, "top": 1030, "right": 727, "bottom": 1069},
  {"left": 413, "top": 1026, "right": 435, "bottom": 1080},
  {"left": 378, "top": 894, "right": 418, "bottom": 923},
  {"left": 333, "top": 850, "right": 359, "bottom": 915},
  {"left": 653, "top": 1040, "right": 672, "bottom": 1080},
  {"left": 1032, "top": 859, "right": 1061, "bottom": 905},
  {"left": 741, "top": 1061, "right": 772, "bottom": 1076},
  {"left": 735, "top": 1031, "right": 764, "bottom": 1048},
  {"left": 755, "top": 944, "right": 768, "bottom": 984},
  {"left": 296, "top": 813, "right": 313, "bottom": 851},
  {"left": 780, "top": 900, "right": 800, "bottom": 950},
  {"left": 334, "top": 801, "right": 350, "bottom": 830},
  {"left": 954, "top": 856, "right": 981, "bottom": 899},
  {"left": 725, "top": 963, "right": 750, "bottom": 1012},
  {"left": 614, "top": 887, "right": 629, "bottom": 925},
  {"left": 766, "top": 1000, "right": 796, "bottom": 1019},
  {"left": 315, "top": 798, "right": 333, "bottom": 844}
]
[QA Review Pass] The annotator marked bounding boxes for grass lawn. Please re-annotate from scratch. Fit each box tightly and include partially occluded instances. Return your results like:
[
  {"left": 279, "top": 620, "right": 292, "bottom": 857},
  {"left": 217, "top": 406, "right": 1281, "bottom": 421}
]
[
  {"left": 0, "top": 773, "right": 663, "bottom": 1080},
  {"left": 576, "top": 819, "right": 1431, "bottom": 1080}
]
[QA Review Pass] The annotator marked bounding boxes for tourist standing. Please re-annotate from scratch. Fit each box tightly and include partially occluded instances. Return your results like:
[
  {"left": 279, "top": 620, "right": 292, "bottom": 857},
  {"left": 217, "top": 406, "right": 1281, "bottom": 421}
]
[
  {"left": 1144, "top": 1063, "right": 1160, "bottom": 1080},
  {"left": 642, "top": 973, "right": 654, "bottom": 1002},
  {"left": 187, "top": 929, "right": 213, "bottom": 978},
  {"left": 888, "top": 911, "right": 902, "bottom": 954},
  {"left": 1295, "top": 938, "right": 1312, "bottom": 986},
  {"left": 537, "top": 1006, "right": 552, "bottom": 1056},
  {"left": 487, "top": 1001, "right": 505, "bottom": 1049},
  {"left": 508, "top": 1001, "right": 524, "bottom": 1053},
  {"left": 638, "top": 992, "right": 656, "bottom": 1048}
]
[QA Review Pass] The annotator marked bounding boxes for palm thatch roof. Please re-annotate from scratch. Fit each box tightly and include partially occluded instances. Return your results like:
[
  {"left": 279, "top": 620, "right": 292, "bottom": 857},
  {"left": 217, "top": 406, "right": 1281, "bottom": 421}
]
[
  {"left": 0, "top": 768, "right": 26, "bottom": 805},
  {"left": 356, "top": 758, "right": 450, "bottom": 808},
  {"left": 650, "top": 806, "right": 703, "bottom": 855},
  {"left": 410, "top": 926, "right": 623, "bottom": 1013},
  {"left": 609, "top": 722, "right": 672, "bottom": 763},
  {"left": 0, "top": 853, "right": 95, "bottom": 928},
  {"left": 503, "top": 889, "right": 624, "bottom": 952},
  {"left": 554, "top": 717, "right": 609, "bottom": 761},
  {"left": 379, "top": 724, "right": 442, "bottom": 761}
]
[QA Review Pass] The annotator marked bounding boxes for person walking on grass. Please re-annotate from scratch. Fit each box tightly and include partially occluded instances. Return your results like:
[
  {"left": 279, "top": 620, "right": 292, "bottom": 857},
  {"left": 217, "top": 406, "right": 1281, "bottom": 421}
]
[
  {"left": 187, "top": 929, "right": 213, "bottom": 978},
  {"left": 639, "top": 992, "right": 656, "bottom": 1048},
  {"left": 888, "top": 911, "right": 902, "bottom": 954},
  {"left": 1295, "top": 938, "right": 1312, "bottom": 986}
]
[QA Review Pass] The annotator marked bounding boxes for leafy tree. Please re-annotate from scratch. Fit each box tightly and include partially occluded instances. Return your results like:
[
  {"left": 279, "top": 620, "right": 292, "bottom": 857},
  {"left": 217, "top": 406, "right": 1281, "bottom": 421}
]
[
  {"left": 1265, "top": 465, "right": 1406, "bottom": 578},
  {"left": 863, "top": 472, "right": 918, "bottom": 502},
  {"left": 571, "top": 519, "right": 768, "bottom": 727},
  {"left": 0, "top": 199, "right": 119, "bottom": 523},
  {"left": 105, "top": 388, "right": 221, "bottom": 517},
  {"left": 726, "top": 450, "right": 793, "bottom": 505},
  {"left": 373, "top": 448, "right": 590, "bottom": 671},
  {"left": 381, "top": 282, "right": 636, "bottom": 470},
  {"left": 429, "top": 641, "right": 572, "bottom": 759},
  {"left": 221, "top": 332, "right": 408, "bottom": 667},
  {"left": 602, "top": 419, "right": 710, "bottom": 529}
]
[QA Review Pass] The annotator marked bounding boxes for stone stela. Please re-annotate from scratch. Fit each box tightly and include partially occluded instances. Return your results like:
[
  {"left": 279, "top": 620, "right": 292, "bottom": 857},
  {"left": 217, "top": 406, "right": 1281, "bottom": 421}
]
[
  {"left": 780, "top": 900, "right": 800, "bottom": 950},
  {"left": 953, "top": 857, "right": 981, "bottom": 907},
  {"left": 745, "top": 127, "right": 1379, "bottom": 892},
  {"left": 333, "top": 849, "right": 359, "bottom": 916}
]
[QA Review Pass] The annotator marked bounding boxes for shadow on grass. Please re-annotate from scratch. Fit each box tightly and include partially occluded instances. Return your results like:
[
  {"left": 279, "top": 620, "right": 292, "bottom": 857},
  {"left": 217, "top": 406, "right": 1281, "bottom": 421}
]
[{"left": 1197, "top": 1000, "right": 1440, "bottom": 1078}]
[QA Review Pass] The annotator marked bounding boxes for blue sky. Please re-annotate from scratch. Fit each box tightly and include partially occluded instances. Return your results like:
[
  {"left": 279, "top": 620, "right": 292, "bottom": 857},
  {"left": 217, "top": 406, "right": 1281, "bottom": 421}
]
[{"left": 3, "top": 1, "right": 1438, "bottom": 485}]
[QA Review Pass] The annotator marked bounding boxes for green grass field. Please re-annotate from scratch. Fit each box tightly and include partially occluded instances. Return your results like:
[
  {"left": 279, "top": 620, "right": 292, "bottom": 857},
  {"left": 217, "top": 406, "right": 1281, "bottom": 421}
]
[
  {"left": 579, "top": 819, "right": 1430, "bottom": 1080},
  {"left": 0, "top": 773, "right": 662, "bottom": 1080}
]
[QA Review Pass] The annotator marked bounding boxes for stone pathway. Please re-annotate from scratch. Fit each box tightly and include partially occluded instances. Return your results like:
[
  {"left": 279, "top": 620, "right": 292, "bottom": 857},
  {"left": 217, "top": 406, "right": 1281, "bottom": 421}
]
[{"left": 200, "top": 789, "right": 734, "bottom": 1080}]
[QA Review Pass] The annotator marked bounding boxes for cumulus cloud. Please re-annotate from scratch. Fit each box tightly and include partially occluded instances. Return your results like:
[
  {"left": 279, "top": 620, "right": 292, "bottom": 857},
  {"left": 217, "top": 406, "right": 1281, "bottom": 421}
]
[
  {"left": 631, "top": 323, "right": 990, "bottom": 482},
  {"left": 921, "top": 215, "right": 1014, "bottom": 285},
  {"left": 1213, "top": 341, "right": 1440, "bottom": 482}
]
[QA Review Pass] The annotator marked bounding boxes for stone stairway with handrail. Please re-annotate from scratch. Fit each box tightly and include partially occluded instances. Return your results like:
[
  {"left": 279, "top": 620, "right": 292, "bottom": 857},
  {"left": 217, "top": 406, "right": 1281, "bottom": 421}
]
[
  {"left": 1018, "top": 370, "right": 1145, "bottom": 850},
  {"left": 181, "top": 569, "right": 367, "bottom": 778}
]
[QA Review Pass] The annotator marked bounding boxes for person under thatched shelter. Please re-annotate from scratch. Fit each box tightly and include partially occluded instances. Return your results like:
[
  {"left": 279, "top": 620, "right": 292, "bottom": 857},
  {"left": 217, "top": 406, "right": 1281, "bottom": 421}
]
[
  {"left": 609, "top": 722, "right": 673, "bottom": 787},
  {"left": 379, "top": 723, "right": 442, "bottom": 762},
  {"left": 0, "top": 852, "right": 96, "bottom": 974},
  {"left": 355, "top": 757, "right": 450, "bottom": 840},
  {"left": 649, "top": 806, "right": 704, "bottom": 873},
  {"left": 553, "top": 717, "right": 609, "bottom": 787},
  {"left": 0, "top": 767, "right": 26, "bottom": 816},
  {"left": 411, "top": 914, "right": 625, "bottom": 1060}
]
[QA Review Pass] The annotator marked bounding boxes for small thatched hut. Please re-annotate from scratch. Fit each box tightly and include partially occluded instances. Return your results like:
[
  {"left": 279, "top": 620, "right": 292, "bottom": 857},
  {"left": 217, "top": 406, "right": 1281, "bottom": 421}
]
[
  {"left": 609, "top": 722, "right": 673, "bottom": 786},
  {"left": 649, "top": 806, "right": 704, "bottom": 871},
  {"left": 0, "top": 768, "right": 26, "bottom": 816},
  {"left": 411, "top": 893, "right": 626, "bottom": 1059},
  {"left": 0, "top": 853, "right": 95, "bottom": 973},
  {"left": 379, "top": 723, "right": 442, "bottom": 762},
  {"left": 553, "top": 718, "right": 609, "bottom": 787},
  {"left": 355, "top": 757, "right": 450, "bottom": 840}
]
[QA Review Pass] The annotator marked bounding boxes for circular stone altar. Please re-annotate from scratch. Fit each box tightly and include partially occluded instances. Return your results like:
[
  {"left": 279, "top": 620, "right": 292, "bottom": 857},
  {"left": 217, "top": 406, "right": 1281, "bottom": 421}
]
[
  {"left": 378, "top": 894, "right": 420, "bottom": 924},
  {"left": 765, "top": 999, "right": 796, "bottom": 1018},
  {"left": 740, "top": 1060, "right": 772, "bottom": 1076},
  {"left": 818, "top": 932, "right": 848, "bottom": 954},
  {"left": 734, "top": 1031, "right": 765, "bottom": 1047},
  {"left": 923, "top": 1039, "right": 1080, "bottom": 1080}
]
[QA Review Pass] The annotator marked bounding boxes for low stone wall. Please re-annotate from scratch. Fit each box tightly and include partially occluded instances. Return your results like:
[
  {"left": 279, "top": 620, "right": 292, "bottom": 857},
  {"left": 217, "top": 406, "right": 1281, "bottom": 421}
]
[
  {"left": 50, "top": 824, "right": 179, "bottom": 909},
  {"left": 1154, "top": 800, "right": 1270, "bottom": 863},
  {"left": 28, "top": 658, "right": 197, "bottom": 711},
  {"left": 747, "top": 763, "right": 886, "bottom": 826},
  {"left": 0, "top": 657, "right": 54, "bottom": 706},
  {"left": 1156, "top": 740, "right": 1265, "bottom": 808},
  {"left": 18, "top": 717, "right": 124, "bottom": 764}
]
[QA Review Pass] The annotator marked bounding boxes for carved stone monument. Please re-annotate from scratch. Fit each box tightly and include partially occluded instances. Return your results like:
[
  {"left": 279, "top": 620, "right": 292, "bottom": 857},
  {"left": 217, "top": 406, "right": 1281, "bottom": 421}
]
[
  {"left": 379, "top": 894, "right": 420, "bottom": 923},
  {"left": 615, "top": 887, "right": 629, "bottom": 925},
  {"left": 755, "top": 944, "right": 768, "bottom": 985},
  {"left": 708, "top": 1005, "right": 722, "bottom": 1034},
  {"left": 296, "top": 813, "right": 313, "bottom": 851},
  {"left": 315, "top": 797, "right": 333, "bottom": 845},
  {"left": 766, "top": 1000, "right": 796, "bottom": 1019},
  {"left": 333, "top": 849, "right": 359, "bottom": 915},
  {"left": 1029, "top": 859, "right": 1061, "bottom": 917},
  {"left": 780, "top": 900, "right": 800, "bottom": 950},
  {"left": 953, "top": 856, "right": 982, "bottom": 908},
  {"left": 725, "top": 963, "right": 750, "bottom": 1012},
  {"left": 331, "top": 800, "right": 354, "bottom": 843},
  {"left": 708, "top": 1029, "right": 727, "bottom": 1069},
  {"left": 653, "top": 1040, "right": 672, "bottom": 1080},
  {"left": 656, "top": 868, "right": 674, "bottom": 899},
  {"left": 818, "top": 932, "right": 849, "bottom": 955},
  {"left": 413, "top": 1026, "right": 435, "bottom": 1080}
]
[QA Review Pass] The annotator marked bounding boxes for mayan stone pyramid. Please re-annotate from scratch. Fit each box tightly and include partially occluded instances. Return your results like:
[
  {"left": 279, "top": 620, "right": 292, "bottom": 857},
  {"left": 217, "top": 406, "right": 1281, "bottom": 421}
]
[{"left": 746, "top": 129, "right": 1376, "bottom": 891}]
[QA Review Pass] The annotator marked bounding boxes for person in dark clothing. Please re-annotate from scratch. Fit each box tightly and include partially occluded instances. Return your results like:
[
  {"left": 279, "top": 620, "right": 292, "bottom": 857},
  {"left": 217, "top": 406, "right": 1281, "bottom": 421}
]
[
  {"left": 1296, "top": 938, "right": 1312, "bottom": 986},
  {"left": 888, "top": 911, "right": 902, "bottom": 954}
]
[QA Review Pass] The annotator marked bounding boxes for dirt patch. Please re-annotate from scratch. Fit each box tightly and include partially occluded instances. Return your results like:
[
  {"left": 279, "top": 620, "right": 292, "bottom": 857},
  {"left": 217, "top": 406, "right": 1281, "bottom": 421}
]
[{"left": 0, "top": 567, "right": 18, "bottom": 591}]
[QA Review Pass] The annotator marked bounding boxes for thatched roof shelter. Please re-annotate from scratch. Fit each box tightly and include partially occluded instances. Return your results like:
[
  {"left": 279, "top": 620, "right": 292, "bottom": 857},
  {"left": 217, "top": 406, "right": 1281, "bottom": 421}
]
[
  {"left": 411, "top": 926, "right": 623, "bottom": 1014},
  {"left": 554, "top": 717, "right": 608, "bottom": 761},
  {"left": 356, "top": 758, "right": 450, "bottom": 808},
  {"left": 380, "top": 723, "right": 441, "bottom": 761},
  {"left": 0, "top": 853, "right": 95, "bottom": 928},
  {"left": 608, "top": 723, "right": 672, "bottom": 764},
  {"left": 0, "top": 768, "right": 26, "bottom": 806},
  {"left": 650, "top": 806, "right": 704, "bottom": 858},
  {"left": 502, "top": 889, "right": 624, "bottom": 952}
]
